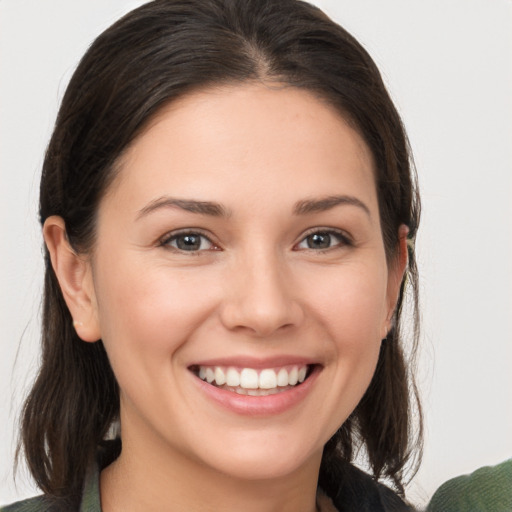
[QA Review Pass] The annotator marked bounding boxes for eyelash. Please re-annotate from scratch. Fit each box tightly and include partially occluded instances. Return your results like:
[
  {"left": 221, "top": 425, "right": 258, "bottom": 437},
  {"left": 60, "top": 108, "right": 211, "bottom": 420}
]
[
  {"left": 158, "top": 230, "right": 217, "bottom": 253},
  {"left": 294, "top": 228, "right": 352, "bottom": 252},
  {"left": 158, "top": 228, "right": 352, "bottom": 254}
]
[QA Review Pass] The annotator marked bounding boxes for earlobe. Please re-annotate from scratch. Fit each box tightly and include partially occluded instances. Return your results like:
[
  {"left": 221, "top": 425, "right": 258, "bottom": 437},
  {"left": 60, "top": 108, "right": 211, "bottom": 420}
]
[
  {"left": 43, "top": 216, "right": 101, "bottom": 342},
  {"left": 383, "top": 224, "right": 409, "bottom": 338}
]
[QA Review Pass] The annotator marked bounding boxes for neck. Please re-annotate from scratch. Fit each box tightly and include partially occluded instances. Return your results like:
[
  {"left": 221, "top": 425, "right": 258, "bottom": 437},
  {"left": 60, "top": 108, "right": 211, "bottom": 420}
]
[{"left": 100, "top": 420, "right": 322, "bottom": 512}]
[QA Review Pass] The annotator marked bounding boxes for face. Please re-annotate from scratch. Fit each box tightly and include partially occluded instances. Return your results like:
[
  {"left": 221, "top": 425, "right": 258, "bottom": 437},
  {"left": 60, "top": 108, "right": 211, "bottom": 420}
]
[{"left": 82, "top": 84, "right": 402, "bottom": 481}]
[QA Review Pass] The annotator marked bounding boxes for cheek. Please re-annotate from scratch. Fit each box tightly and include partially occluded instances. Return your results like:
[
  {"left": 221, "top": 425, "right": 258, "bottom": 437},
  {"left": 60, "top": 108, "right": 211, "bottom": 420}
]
[
  {"left": 305, "top": 262, "right": 389, "bottom": 346},
  {"left": 303, "top": 263, "right": 387, "bottom": 410},
  {"left": 92, "top": 256, "right": 218, "bottom": 380}
]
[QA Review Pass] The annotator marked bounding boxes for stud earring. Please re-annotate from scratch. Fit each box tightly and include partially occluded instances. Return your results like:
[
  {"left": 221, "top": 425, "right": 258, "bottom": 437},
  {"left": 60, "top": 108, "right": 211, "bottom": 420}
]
[{"left": 73, "top": 320, "right": 83, "bottom": 328}]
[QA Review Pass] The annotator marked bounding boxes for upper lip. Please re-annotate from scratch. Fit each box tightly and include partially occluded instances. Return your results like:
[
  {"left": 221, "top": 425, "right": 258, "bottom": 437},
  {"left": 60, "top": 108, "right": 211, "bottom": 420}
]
[{"left": 188, "top": 355, "right": 319, "bottom": 370}]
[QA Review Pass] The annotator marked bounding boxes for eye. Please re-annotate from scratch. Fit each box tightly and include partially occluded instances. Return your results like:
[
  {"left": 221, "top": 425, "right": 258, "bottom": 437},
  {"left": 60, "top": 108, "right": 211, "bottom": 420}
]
[
  {"left": 160, "top": 231, "right": 216, "bottom": 252},
  {"left": 296, "top": 230, "right": 350, "bottom": 251}
]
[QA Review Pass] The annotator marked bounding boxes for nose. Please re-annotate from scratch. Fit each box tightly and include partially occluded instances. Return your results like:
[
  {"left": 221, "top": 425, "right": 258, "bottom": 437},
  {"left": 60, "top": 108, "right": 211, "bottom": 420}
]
[{"left": 219, "top": 250, "right": 304, "bottom": 337}]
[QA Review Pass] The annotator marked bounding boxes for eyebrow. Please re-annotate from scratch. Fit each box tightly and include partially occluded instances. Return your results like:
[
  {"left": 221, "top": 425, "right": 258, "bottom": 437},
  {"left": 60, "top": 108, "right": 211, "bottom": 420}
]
[
  {"left": 137, "top": 194, "right": 370, "bottom": 220},
  {"left": 136, "top": 197, "right": 230, "bottom": 219},
  {"left": 293, "top": 195, "right": 371, "bottom": 217}
]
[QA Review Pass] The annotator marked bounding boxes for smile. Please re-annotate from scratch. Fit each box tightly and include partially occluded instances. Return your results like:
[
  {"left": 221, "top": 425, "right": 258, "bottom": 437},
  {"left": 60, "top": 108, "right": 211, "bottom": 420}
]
[{"left": 191, "top": 364, "right": 312, "bottom": 396}]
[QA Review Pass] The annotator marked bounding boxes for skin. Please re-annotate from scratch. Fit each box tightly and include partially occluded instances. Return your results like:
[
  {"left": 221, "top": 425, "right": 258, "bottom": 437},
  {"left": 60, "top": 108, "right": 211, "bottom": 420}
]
[{"left": 44, "top": 83, "right": 407, "bottom": 512}]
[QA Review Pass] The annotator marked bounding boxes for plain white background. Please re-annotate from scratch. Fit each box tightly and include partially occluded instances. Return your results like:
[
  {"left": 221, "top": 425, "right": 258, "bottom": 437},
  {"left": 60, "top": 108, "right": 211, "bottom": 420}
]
[{"left": 1, "top": 0, "right": 511, "bottom": 508}]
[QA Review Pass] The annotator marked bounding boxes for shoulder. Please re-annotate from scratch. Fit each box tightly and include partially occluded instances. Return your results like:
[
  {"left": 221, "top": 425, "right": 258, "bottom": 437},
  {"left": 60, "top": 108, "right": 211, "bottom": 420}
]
[
  {"left": 1, "top": 496, "right": 53, "bottom": 512},
  {"left": 0, "top": 440, "right": 117, "bottom": 512},
  {"left": 1, "top": 495, "right": 77, "bottom": 512},
  {"left": 324, "top": 460, "right": 414, "bottom": 512},
  {"left": 428, "top": 459, "right": 512, "bottom": 512}
]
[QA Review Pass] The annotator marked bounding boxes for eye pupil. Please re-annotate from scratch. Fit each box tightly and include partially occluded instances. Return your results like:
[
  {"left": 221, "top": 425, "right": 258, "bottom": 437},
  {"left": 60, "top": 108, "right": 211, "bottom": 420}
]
[
  {"left": 307, "top": 233, "right": 331, "bottom": 249},
  {"left": 177, "top": 234, "right": 201, "bottom": 251}
]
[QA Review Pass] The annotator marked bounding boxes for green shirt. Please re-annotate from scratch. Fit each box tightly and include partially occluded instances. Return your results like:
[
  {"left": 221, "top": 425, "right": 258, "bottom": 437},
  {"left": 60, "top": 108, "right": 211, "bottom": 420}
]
[
  {"left": 428, "top": 459, "right": 512, "bottom": 512},
  {"left": 0, "top": 460, "right": 101, "bottom": 512},
  {"left": 0, "top": 443, "right": 115, "bottom": 512}
]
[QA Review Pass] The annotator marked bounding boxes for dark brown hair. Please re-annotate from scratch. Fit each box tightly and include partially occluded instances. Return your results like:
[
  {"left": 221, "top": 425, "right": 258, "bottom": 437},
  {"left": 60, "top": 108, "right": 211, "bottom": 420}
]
[{"left": 19, "top": 0, "right": 422, "bottom": 504}]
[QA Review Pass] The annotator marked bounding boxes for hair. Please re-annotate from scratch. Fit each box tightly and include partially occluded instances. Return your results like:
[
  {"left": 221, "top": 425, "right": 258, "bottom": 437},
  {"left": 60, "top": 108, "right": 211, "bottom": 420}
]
[{"left": 19, "top": 0, "right": 422, "bottom": 505}]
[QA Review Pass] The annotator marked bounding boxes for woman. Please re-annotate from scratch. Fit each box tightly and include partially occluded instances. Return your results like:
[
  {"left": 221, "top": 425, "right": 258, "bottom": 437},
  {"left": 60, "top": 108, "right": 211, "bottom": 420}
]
[{"left": 2, "top": 0, "right": 421, "bottom": 510}]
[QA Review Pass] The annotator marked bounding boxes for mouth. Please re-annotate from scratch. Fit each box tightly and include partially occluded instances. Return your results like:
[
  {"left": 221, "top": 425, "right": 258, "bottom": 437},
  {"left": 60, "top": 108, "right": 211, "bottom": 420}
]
[{"left": 189, "top": 364, "right": 316, "bottom": 397}]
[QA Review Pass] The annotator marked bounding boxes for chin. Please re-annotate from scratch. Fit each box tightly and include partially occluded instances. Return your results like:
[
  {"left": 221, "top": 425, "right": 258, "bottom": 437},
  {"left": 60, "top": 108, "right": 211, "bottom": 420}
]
[{"left": 194, "top": 434, "right": 323, "bottom": 482}]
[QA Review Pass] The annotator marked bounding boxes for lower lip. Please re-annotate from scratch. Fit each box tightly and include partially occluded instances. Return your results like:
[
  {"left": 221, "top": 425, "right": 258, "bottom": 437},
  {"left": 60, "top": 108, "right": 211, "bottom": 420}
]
[{"left": 192, "top": 366, "right": 320, "bottom": 416}]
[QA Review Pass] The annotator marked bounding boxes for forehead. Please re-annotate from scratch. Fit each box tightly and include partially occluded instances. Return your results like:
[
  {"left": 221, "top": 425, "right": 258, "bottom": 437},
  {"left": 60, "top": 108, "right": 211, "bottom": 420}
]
[{"left": 107, "top": 83, "right": 377, "bottom": 215}]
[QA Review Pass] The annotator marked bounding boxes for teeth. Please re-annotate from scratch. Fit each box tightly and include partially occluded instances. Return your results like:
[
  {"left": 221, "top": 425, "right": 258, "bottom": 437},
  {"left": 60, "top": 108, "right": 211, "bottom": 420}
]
[
  {"left": 247, "top": 388, "right": 280, "bottom": 396},
  {"left": 205, "top": 367, "right": 215, "bottom": 384},
  {"left": 240, "top": 368, "right": 259, "bottom": 389},
  {"left": 259, "top": 369, "right": 277, "bottom": 389},
  {"left": 226, "top": 367, "right": 240, "bottom": 387},
  {"left": 232, "top": 386, "right": 288, "bottom": 396},
  {"left": 277, "top": 368, "right": 289, "bottom": 387},
  {"left": 196, "top": 364, "right": 310, "bottom": 391},
  {"left": 214, "top": 367, "right": 226, "bottom": 386}
]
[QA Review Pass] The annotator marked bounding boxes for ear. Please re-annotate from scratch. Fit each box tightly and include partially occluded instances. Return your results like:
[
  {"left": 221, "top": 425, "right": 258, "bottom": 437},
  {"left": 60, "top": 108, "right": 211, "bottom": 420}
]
[
  {"left": 382, "top": 224, "right": 409, "bottom": 339},
  {"left": 43, "top": 216, "right": 101, "bottom": 342}
]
